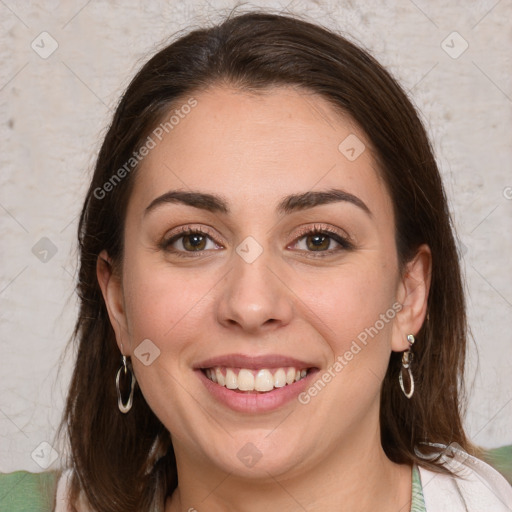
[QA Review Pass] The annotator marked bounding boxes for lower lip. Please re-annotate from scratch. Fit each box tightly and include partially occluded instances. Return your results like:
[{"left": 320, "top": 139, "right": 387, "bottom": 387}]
[{"left": 196, "top": 369, "right": 318, "bottom": 413}]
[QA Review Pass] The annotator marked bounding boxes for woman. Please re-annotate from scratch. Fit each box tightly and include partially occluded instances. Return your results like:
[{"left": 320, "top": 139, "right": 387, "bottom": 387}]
[{"left": 53, "top": 9, "right": 512, "bottom": 512}]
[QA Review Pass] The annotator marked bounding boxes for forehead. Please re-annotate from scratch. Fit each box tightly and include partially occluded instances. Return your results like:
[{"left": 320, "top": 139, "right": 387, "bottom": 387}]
[{"left": 128, "top": 85, "right": 392, "bottom": 221}]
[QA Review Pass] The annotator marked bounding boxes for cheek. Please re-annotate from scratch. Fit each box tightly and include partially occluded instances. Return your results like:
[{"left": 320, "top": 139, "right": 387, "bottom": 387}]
[
  {"left": 119, "top": 257, "right": 216, "bottom": 428},
  {"left": 286, "top": 261, "right": 398, "bottom": 449},
  {"left": 292, "top": 260, "right": 398, "bottom": 352},
  {"left": 121, "top": 239, "right": 215, "bottom": 336}
]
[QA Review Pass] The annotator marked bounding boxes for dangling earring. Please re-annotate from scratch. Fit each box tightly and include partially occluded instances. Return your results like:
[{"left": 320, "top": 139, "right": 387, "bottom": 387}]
[
  {"left": 399, "top": 334, "right": 415, "bottom": 399},
  {"left": 116, "top": 355, "right": 136, "bottom": 413}
]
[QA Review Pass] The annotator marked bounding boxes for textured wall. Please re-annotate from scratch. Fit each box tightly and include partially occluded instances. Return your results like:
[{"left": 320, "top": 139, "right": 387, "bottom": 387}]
[{"left": 0, "top": 0, "right": 511, "bottom": 473}]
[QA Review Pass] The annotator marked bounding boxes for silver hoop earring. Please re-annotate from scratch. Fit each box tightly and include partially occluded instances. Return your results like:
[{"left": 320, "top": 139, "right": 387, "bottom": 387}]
[
  {"left": 399, "top": 334, "right": 415, "bottom": 399},
  {"left": 116, "top": 355, "right": 136, "bottom": 413}
]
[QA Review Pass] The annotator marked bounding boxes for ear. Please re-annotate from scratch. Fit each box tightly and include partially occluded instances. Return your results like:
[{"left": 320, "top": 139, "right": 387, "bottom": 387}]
[
  {"left": 96, "top": 250, "right": 129, "bottom": 354},
  {"left": 391, "top": 244, "right": 432, "bottom": 352}
]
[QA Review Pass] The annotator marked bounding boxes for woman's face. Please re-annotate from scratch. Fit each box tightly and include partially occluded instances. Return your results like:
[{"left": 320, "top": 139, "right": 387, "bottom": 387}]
[{"left": 100, "top": 85, "right": 427, "bottom": 480}]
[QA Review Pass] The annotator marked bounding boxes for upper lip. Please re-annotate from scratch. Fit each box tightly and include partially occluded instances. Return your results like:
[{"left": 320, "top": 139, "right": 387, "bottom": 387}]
[{"left": 194, "top": 353, "right": 317, "bottom": 370}]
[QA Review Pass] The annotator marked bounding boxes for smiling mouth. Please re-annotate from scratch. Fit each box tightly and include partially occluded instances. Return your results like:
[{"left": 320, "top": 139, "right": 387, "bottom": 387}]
[{"left": 201, "top": 366, "right": 312, "bottom": 393}]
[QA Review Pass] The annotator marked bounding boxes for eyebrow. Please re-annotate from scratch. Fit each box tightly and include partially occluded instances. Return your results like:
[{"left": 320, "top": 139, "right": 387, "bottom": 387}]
[{"left": 144, "top": 188, "right": 372, "bottom": 217}]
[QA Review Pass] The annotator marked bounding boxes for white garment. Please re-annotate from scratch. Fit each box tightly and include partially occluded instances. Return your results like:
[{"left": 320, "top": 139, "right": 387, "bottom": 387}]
[{"left": 419, "top": 445, "right": 512, "bottom": 511}]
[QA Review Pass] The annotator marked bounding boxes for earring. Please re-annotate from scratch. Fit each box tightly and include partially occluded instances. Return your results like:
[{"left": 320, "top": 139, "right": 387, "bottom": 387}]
[
  {"left": 116, "top": 355, "right": 136, "bottom": 413},
  {"left": 399, "top": 334, "right": 415, "bottom": 399}
]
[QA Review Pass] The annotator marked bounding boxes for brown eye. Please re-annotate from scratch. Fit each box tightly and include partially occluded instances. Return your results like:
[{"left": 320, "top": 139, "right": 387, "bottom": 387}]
[
  {"left": 181, "top": 233, "right": 208, "bottom": 251},
  {"left": 291, "top": 227, "right": 353, "bottom": 255},
  {"left": 305, "top": 233, "right": 332, "bottom": 251},
  {"left": 161, "top": 228, "right": 222, "bottom": 255}
]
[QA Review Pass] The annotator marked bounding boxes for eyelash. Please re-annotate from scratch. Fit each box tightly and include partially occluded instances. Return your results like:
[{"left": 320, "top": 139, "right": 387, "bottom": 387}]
[{"left": 160, "top": 223, "right": 354, "bottom": 258}]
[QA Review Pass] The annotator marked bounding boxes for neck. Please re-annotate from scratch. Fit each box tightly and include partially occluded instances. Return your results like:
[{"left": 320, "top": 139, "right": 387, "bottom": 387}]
[{"left": 165, "top": 416, "right": 412, "bottom": 512}]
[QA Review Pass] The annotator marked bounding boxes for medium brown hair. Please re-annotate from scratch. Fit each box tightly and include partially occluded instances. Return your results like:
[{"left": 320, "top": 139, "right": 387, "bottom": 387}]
[{"left": 59, "top": 9, "right": 475, "bottom": 511}]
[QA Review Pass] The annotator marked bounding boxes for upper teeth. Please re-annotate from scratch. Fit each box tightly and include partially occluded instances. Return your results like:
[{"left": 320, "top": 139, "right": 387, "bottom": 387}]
[{"left": 204, "top": 367, "right": 308, "bottom": 392}]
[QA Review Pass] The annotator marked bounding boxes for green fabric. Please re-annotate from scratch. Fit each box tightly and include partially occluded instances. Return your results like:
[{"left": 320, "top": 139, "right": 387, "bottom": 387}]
[
  {"left": 411, "top": 463, "right": 427, "bottom": 512},
  {"left": 0, "top": 470, "right": 59, "bottom": 511}
]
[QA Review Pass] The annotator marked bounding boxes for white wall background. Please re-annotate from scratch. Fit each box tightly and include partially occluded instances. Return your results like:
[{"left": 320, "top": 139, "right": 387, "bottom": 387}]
[{"left": 0, "top": 0, "right": 511, "bottom": 473}]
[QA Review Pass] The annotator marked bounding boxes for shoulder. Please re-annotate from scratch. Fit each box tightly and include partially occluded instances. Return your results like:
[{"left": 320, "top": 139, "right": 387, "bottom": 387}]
[{"left": 418, "top": 444, "right": 512, "bottom": 511}]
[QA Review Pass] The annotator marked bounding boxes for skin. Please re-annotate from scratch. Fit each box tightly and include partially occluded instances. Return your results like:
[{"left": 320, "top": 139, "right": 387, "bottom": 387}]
[{"left": 97, "top": 85, "right": 431, "bottom": 512}]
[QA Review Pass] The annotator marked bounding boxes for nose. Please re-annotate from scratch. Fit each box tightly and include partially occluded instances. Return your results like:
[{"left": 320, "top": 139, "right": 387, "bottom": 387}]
[{"left": 216, "top": 247, "right": 294, "bottom": 335}]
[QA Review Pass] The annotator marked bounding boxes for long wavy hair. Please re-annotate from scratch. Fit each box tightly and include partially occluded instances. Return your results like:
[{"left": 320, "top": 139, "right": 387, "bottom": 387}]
[{"left": 58, "top": 9, "right": 475, "bottom": 511}]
